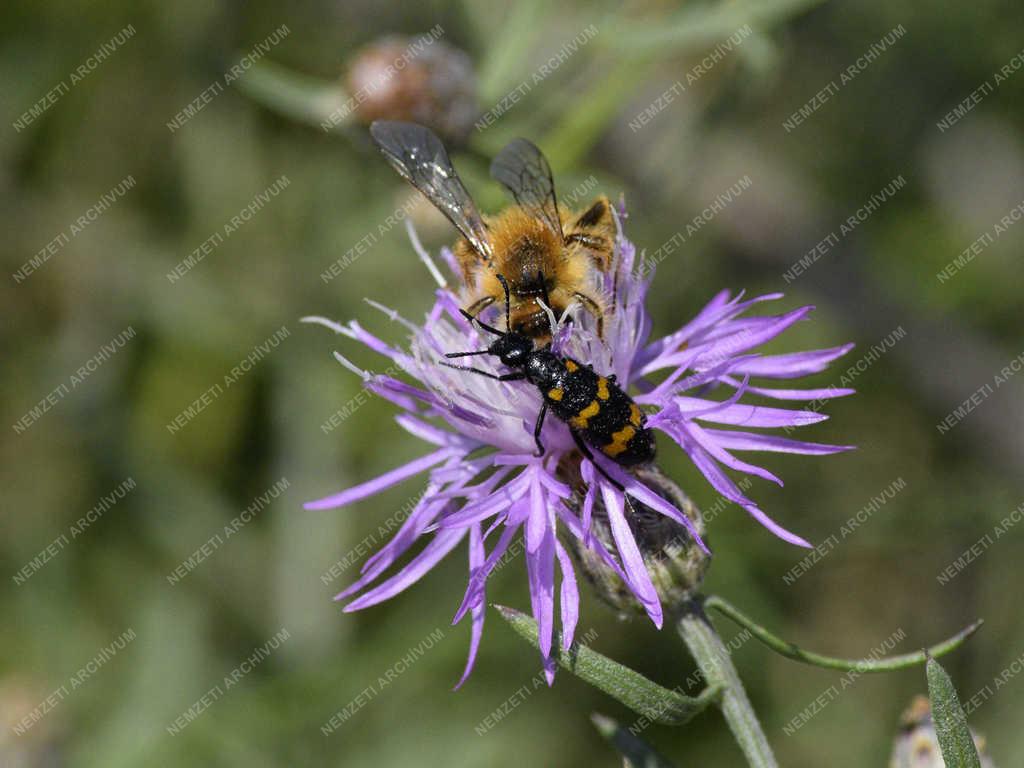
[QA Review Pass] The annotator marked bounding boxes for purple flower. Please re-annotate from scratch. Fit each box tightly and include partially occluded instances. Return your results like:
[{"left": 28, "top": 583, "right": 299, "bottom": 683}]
[{"left": 303, "top": 211, "right": 853, "bottom": 686}]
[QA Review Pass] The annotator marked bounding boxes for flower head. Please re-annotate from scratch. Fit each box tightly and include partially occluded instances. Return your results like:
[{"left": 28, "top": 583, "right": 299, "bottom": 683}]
[{"left": 303, "top": 209, "right": 853, "bottom": 685}]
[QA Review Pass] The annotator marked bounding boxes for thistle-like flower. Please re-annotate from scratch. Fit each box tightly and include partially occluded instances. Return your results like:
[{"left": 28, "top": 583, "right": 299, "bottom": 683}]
[{"left": 303, "top": 210, "right": 853, "bottom": 685}]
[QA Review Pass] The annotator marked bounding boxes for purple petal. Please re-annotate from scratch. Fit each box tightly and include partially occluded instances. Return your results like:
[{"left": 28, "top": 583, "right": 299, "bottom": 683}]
[
  {"left": 537, "top": 471, "right": 572, "bottom": 499},
  {"left": 593, "top": 459, "right": 709, "bottom": 554},
  {"left": 681, "top": 421, "right": 784, "bottom": 486},
  {"left": 675, "top": 433, "right": 753, "bottom": 508},
  {"left": 698, "top": 313, "right": 790, "bottom": 349},
  {"left": 395, "top": 413, "right": 471, "bottom": 447},
  {"left": 454, "top": 524, "right": 486, "bottom": 690},
  {"left": 437, "top": 473, "right": 527, "bottom": 529},
  {"left": 643, "top": 374, "right": 750, "bottom": 414},
  {"left": 703, "top": 429, "right": 856, "bottom": 455},
  {"left": 648, "top": 353, "right": 761, "bottom": 400},
  {"left": 525, "top": 499, "right": 557, "bottom": 684},
  {"left": 674, "top": 397, "right": 829, "bottom": 428},
  {"left": 451, "top": 503, "right": 527, "bottom": 625},
  {"left": 349, "top": 491, "right": 448, "bottom": 590},
  {"left": 363, "top": 374, "right": 420, "bottom": 412},
  {"left": 742, "top": 503, "right": 813, "bottom": 548},
  {"left": 729, "top": 344, "right": 854, "bottom": 378},
  {"left": 438, "top": 248, "right": 461, "bottom": 280},
  {"left": 357, "top": 464, "right": 484, "bottom": 575},
  {"left": 637, "top": 346, "right": 702, "bottom": 378},
  {"left": 428, "top": 458, "right": 495, "bottom": 490},
  {"left": 673, "top": 292, "right": 785, "bottom": 352},
  {"left": 343, "top": 527, "right": 467, "bottom": 610},
  {"left": 555, "top": 502, "right": 634, "bottom": 584},
  {"left": 373, "top": 377, "right": 491, "bottom": 427},
  {"left": 304, "top": 448, "right": 450, "bottom": 510},
  {"left": 451, "top": 535, "right": 510, "bottom": 626},
  {"left": 365, "top": 298, "right": 422, "bottom": 335},
  {"left": 346, "top": 321, "right": 409, "bottom": 359},
  {"left": 692, "top": 306, "right": 813, "bottom": 367},
  {"left": 526, "top": 471, "right": 548, "bottom": 552},
  {"left": 555, "top": 541, "right": 579, "bottom": 650},
  {"left": 431, "top": 465, "right": 513, "bottom": 503},
  {"left": 600, "top": 483, "right": 662, "bottom": 628},
  {"left": 637, "top": 290, "right": 733, "bottom": 364},
  {"left": 682, "top": 438, "right": 811, "bottom": 548},
  {"left": 721, "top": 375, "right": 856, "bottom": 401},
  {"left": 580, "top": 461, "right": 597, "bottom": 546}
]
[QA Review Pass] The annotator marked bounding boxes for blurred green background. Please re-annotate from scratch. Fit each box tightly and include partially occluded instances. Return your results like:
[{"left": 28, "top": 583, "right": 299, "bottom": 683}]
[{"left": 3, "top": 1, "right": 1022, "bottom": 765}]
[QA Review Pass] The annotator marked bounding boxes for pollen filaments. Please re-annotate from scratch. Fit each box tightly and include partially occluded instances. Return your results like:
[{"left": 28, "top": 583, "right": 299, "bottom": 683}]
[{"left": 560, "top": 462, "right": 710, "bottom": 615}]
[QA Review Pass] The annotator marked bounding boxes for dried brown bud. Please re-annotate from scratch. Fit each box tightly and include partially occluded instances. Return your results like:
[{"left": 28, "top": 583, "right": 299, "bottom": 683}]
[{"left": 345, "top": 34, "right": 478, "bottom": 144}]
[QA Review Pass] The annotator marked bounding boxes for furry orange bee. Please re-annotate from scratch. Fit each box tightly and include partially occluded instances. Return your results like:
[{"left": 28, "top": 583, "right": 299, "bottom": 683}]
[{"left": 370, "top": 121, "right": 616, "bottom": 343}]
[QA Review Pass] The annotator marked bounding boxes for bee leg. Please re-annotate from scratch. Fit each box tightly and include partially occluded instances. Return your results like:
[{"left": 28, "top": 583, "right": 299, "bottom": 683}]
[
  {"left": 570, "top": 430, "right": 625, "bottom": 493},
  {"left": 532, "top": 402, "right": 548, "bottom": 457},
  {"left": 537, "top": 270, "right": 552, "bottom": 309},
  {"left": 564, "top": 232, "right": 605, "bottom": 251},
  {"left": 572, "top": 291, "right": 605, "bottom": 339},
  {"left": 464, "top": 295, "right": 495, "bottom": 318}
]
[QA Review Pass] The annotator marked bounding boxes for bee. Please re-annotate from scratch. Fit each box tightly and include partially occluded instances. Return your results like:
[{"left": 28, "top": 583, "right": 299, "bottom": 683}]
[
  {"left": 443, "top": 274, "right": 655, "bottom": 475},
  {"left": 369, "top": 120, "right": 616, "bottom": 344}
]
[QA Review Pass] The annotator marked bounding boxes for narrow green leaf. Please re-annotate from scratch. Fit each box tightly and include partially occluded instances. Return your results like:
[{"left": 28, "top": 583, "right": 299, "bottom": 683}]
[
  {"left": 473, "top": 0, "right": 549, "bottom": 102},
  {"left": 706, "top": 595, "right": 982, "bottom": 672},
  {"left": 591, "top": 713, "right": 678, "bottom": 768},
  {"left": 496, "top": 605, "right": 720, "bottom": 725},
  {"left": 541, "top": 60, "right": 653, "bottom": 173},
  {"left": 604, "top": 0, "right": 828, "bottom": 54},
  {"left": 925, "top": 654, "right": 982, "bottom": 768}
]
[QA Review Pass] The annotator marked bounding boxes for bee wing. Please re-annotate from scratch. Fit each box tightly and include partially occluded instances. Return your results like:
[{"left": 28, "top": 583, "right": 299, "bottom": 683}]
[
  {"left": 370, "top": 121, "right": 493, "bottom": 261},
  {"left": 490, "top": 138, "right": 564, "bottom": 242}
]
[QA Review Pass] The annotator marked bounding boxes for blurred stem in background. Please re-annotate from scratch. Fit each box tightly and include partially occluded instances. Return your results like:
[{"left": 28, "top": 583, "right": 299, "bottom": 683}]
[
  {"left": 234, "top": 59, "right": 350, "bottom": 131},
  {"left": 234, "top": 0, "right": 837, "bottom": 169}
]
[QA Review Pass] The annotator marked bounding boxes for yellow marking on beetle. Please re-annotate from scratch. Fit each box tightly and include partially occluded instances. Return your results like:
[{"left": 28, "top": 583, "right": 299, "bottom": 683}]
[
  {"left": 547, "top": 387, "right": 564, "bottom": 401},
  {"left": 596, "top": 377, "right": 610, "bottom": 400},
  {"left": 603, "top": 425, "right": 637, "bottom": 457},
  {"left": 629, "top": 403, "right": 642, "bottom": 427},
  {"left": 569, "top": 399, "right": 601, "bottom": 429},
  {"left": 565, "top": 359, "right": 579, "bottom": 372}
]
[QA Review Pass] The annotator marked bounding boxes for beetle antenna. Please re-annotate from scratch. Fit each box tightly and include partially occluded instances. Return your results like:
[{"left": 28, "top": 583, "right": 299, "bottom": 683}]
[
  {"left": 444, "top": 350, "right": 491, "bottom": 358},
  {"left": 458, "top": 308, "right": 503, "bottom": 336}
]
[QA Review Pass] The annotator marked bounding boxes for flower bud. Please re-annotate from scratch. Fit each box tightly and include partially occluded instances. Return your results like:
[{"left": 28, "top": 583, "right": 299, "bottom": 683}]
[
  {"left": 889, "top": 695, "right": 995, "bottom": 768},
  {"left": 0, "top": 676, "right": 66, "bottom": 763},
  {"left": 563, "top": 463, "right": 710, "bottom": 616},
  {"left": 345, "top": 34, "right": 478, "bottom": 144}
]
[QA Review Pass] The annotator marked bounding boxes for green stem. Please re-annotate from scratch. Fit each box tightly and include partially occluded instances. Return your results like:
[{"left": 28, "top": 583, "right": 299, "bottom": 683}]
[
  {"left": 677, "top": 602, "right": 778, "bottom": 768},
  {"left": 234, "top": 59, "right": 350, "bottom": 131},
  {"left": 705, "top": 595, "right": 983, "bottom": 672},
  {"left": 474, "top": 0, "right": 549, "bottom": 103},
  {"left": 497, "top": 604, "right": 721, "bottom": 725}
]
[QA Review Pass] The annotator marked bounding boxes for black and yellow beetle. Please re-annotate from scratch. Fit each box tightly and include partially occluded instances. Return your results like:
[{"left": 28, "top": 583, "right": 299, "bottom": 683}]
[{"left": 442, "top": 274, "right": 655, "bottom": 474}]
